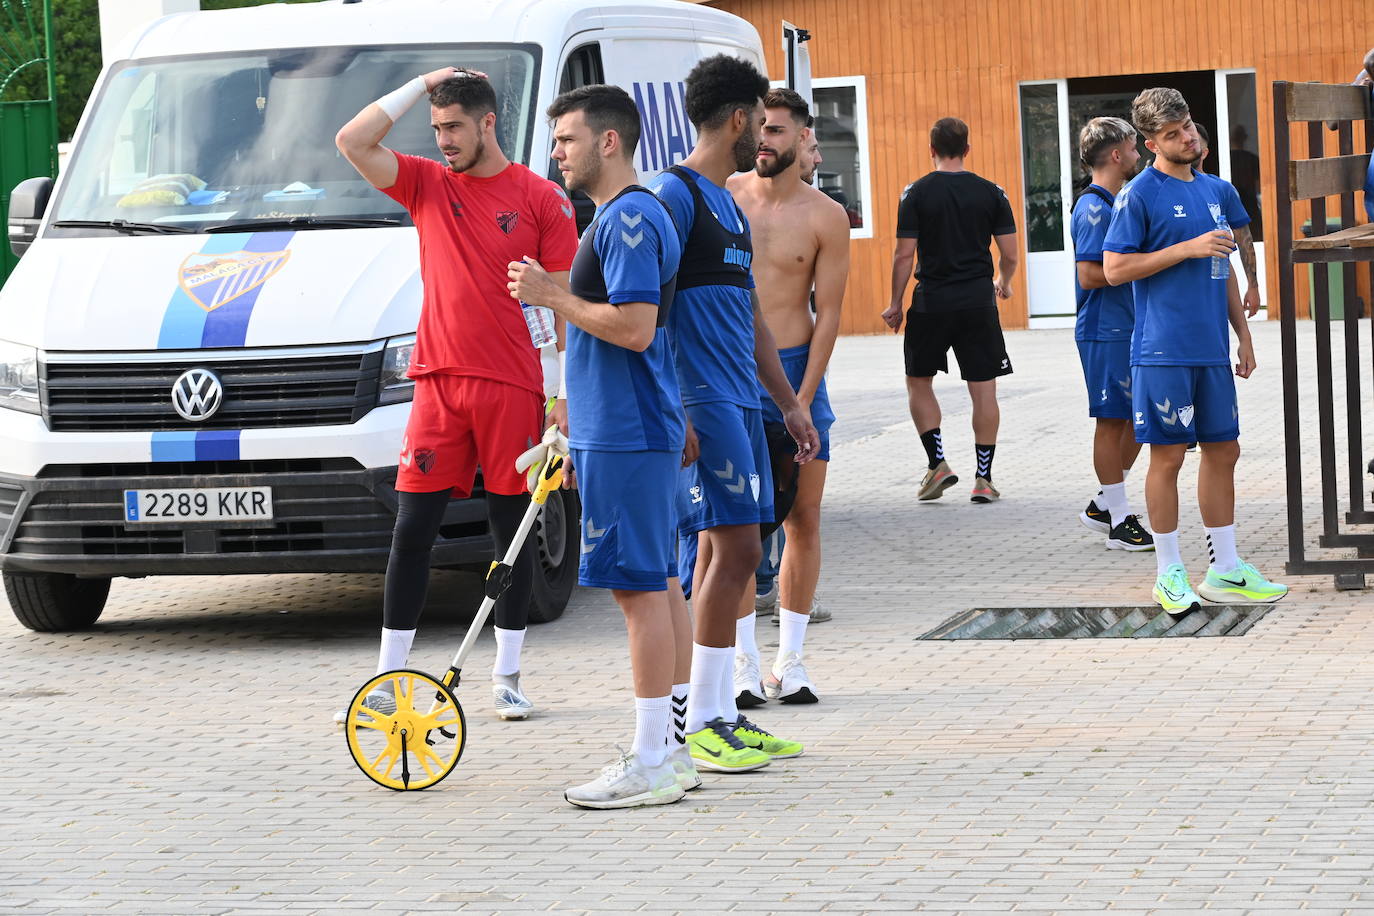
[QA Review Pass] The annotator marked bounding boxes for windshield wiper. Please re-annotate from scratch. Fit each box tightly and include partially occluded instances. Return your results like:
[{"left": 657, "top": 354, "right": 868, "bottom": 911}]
[
  {"left": 204, "top": 217, "right": 400, "bottom": 233},
  {"left": 51, "top": 219, "right": 195, "bottom": 235}
]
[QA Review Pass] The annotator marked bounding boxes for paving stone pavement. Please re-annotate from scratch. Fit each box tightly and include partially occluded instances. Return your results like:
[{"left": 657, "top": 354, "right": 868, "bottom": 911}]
[{"left": 3, "top": 320, "right": 1373, "bottom": 915}]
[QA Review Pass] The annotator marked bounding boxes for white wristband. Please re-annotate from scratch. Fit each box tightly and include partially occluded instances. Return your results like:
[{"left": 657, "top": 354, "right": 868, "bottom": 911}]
[
  {"left": 376, "top": 76, "right": 427, "bottom": 122},
  {"left": 557, "top": 349, "right": 568, "bottom": 400}
]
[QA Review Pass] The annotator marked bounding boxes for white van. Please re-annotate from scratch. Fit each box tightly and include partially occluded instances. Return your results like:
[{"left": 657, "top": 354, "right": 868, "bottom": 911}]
[{"left": 0, "top": 0, "right": 766, "bottom": 631}]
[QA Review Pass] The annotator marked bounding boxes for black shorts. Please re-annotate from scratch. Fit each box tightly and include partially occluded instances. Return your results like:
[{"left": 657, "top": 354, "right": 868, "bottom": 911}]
[{"left": 903, "top": 307, "right": 1013, "bottom": 381}]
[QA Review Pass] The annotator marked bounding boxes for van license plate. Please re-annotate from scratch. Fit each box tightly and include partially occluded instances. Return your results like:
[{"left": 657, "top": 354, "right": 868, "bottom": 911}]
[{"left": 124, "top": 487, "right": 273, "bottom": 524}]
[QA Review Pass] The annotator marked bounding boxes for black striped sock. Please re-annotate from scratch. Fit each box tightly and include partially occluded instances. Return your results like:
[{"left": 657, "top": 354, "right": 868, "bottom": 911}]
[
  {"left": 669, "top": 689, "right": 687, "bottom": 745},
  {"left": 919, "top": 427, "right": 944, "bottom": 470},
  {"left": 975, "top": 443, "right": 996, "bottom": 480}
]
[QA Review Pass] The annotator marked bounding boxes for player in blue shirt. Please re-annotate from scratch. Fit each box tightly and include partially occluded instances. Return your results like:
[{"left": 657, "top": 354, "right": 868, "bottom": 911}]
[
  {"left": 1102, "top": 88, "right": 1286, "bottom": 613},
  {"left": 647, "top": 55, "right": 819, "bottom": 774},
  {"left": 508, "top": 85, "right": 691, "bottom": 810},
  {"left": 1071, "top": 116, "right": 1152, "bottom": 552}
]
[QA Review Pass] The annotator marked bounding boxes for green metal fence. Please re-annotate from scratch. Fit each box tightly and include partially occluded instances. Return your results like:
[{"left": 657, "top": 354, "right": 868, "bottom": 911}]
[{"left": 0, "top": 0, "right": 58, "bottom": 286}]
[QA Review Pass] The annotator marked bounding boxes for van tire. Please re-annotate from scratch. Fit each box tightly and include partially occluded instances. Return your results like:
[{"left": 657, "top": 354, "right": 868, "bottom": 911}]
[
  {"left": 527, "top": 488, "right": 579, "bottom": 624},
  {"left": 4, "top": 571, "right": 111, "bottom": 632}
]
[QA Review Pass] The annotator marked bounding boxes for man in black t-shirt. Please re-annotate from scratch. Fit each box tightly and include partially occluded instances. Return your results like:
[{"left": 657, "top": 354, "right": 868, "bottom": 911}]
[{"left": 882, "top": 117, "right": 1018, "bottom": 504}]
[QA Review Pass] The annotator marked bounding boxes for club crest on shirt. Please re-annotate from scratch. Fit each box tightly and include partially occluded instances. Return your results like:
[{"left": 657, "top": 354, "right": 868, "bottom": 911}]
[
  {"left": 1207, "top": 202, "right": 1223, "bottom": 223},
  {"left": 414, "top": 448, "right": 436, "bottom": 474},
  {"left": 496, "top": 210, "right": 519, "bottom": 234}
]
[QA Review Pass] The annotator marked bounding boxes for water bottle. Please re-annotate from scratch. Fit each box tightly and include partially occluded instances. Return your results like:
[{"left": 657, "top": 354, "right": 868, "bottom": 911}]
[
  {"left": 521, "top": 301, "right": 557, "bottom": 348},
  {"left": 1211, "top": 213, "right": 1232, "bottom": 280}
]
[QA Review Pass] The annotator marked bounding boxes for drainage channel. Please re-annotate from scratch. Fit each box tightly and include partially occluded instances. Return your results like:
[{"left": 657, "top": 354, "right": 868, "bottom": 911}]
[{"left": 919, "top": 605, "right": 1271, "bottom": 640}]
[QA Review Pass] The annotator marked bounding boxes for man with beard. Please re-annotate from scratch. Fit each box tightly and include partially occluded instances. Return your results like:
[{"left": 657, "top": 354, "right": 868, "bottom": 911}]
[
  {"left": 799, "top": 128, "right": 821, "bottom": 185},
  {"left": 726, "top": 89, "right": 850, "bottom": 707},
  {"left": 335, "top": 69, "right": 578, "bottom": 723},
  {"left": 648, "top": 55, "right": 819, "bottom": 774},
  {"left": 508, "top": 84, "right": 690, "bottom": 808},
  {"left": 1102, "top": 87, "right": 1286, "bottom": 613}
]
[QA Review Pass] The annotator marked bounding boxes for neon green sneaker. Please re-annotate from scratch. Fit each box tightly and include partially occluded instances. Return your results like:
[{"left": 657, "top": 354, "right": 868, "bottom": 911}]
[
  {"left": 1197, "top": 561, "right": 1288, "bottom": 603},
  {"left": 1153, "top": 563, "right": 1201, "bottom": 615},
  {"left": 734, "top": 716, "right": 804, "bottom": 759},
  {"left": 686, "top": 717, "right": 771, "bottom": 772}
]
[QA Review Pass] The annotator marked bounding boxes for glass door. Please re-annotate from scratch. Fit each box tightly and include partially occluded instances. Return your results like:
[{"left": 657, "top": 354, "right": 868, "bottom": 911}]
[
  {"left": 1018, "top": 79, "right": 1075, "bottom": 327},
  {"left": 1214, "top": 68, "right": 1265, "bottom": 313}
]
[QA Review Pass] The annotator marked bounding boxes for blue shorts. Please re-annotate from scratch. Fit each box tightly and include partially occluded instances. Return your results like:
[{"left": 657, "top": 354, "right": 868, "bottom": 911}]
[
  {"left": 572, "top": 448, "right": 678, "bottom": 592},
  {"left": 1131, "top": 365, "right": 1239, "bottom": 445},
  {"left": 677, "top": 402, "right": 774, "bottom": 537},
  {"left": 1077, "top": 339, "right": 1133, "bottom": 420},
  {"left": 759, "top": 343, "right": 836, "bottom": 462}
]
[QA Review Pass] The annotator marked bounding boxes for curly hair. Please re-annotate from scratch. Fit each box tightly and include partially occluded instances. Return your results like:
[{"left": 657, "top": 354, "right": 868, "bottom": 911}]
[
  {"left": 684, "top": 54, "right": 769, "bottom": 130},
  {"left": 429, "top": 74, "right": 496, "bottom": 117},
  {"left": 547, "top": 84, "right": 641, "bottom": 159},
  {"left": 1131, "top": 87, "right": 1190, "bottom": 137}
]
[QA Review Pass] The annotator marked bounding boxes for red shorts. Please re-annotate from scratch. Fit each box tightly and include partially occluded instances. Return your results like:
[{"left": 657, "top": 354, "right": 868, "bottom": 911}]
[{"left": 396, "top": 374, "right": 545, "bottom": 497}]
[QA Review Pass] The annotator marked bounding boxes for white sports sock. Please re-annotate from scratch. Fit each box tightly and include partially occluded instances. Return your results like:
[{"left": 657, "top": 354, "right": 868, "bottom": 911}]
[
  {"left": 1101, "top": 482, "right": 1131, "bottom": 526},
  {"left": 376, "top": 627, "right": 415, "bottom": 676},
  {"left": 777, "top": 608, "right": 809, "bottom": 662},
  {"left": 667, "top": 683, "right": 689, "bottom": 746},
  {"left": 686, "top": 644, "right": 731, "bottom": 733},
  {"left": 1205, "top": 524, "right": 1240, "bottom": 573},
  {"left": 1154, "top": 530, "right": 1182, "bottom": 574},
  {"left": 718, "top": 658, "right": 739, "bottom": 724},
  {"left": 735, "top": 612, "right": 759, "bottom": 662},
  {"left": 491, "top": 626, "right": 525, "bottom": 677},
  {"left": 633, "top": 695, "right": 670, "bottom": 768}
]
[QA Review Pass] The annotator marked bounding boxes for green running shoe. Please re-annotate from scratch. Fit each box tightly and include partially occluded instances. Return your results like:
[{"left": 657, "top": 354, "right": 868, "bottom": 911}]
[
  {"left": 734, "top": 715, "right": 804, "bottom": 759},
  {"left": 1153, "top": 563, "right": 1201, "bottom": 615},
  {"left": 686, "top": 717, "right": 771, "bottom": 772},
  {"left": 1197, "top": 561, "right": 1288, "bottom": 603}
]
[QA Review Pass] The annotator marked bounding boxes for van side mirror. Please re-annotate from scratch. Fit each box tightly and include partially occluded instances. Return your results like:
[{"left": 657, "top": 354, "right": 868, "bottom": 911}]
[{"left": 8, "top": 176, "right": 53, "bottom": 258}]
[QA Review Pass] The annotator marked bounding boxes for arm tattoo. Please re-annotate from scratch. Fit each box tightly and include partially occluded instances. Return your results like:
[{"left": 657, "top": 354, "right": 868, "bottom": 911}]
[{"left": 1235, "top": 226, "right": 1258, "bottom": 286}]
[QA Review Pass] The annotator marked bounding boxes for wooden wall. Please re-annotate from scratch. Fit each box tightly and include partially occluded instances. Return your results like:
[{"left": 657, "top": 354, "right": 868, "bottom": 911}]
[{"left": 707, "top": 0, "right": 1368, "bottom": 334}]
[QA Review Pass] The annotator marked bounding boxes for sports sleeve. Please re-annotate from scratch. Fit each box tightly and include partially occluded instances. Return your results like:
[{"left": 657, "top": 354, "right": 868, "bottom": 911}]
[
  {"left": 593, "top": 201, "right": 667, "bottom": 306},
  {"left": 992, "top": 184, "right": 1016, "bottom": 235},
  {"left": 1071, "top": 199, "right": 1107, "bottom": 263},
  {"left": 646, "top": 173, "right": 693, "bottom": 247},
  {"left": 1102, "top": 185, "right": 1148, "bottom": 254},
  {"left": 1220, "top": 180, "right": 1251, "bottom": 230},
  {"left": 535, "top": 181, "right": 579, "bottom": 271},
  {"left": 895, "top": 182, "right": 919, "bottom": 238},
  {"left": 378, "top": 151, "right": 429, "bottom": 212}
]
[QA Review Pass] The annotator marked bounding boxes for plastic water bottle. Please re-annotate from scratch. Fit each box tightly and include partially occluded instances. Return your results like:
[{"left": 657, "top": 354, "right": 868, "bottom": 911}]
[
  {"left": 1211, "top": 213, "right": 1232, "bottom": 280},
  {"left": 521, "top": 301, "right": 557, "bottom": 348}
]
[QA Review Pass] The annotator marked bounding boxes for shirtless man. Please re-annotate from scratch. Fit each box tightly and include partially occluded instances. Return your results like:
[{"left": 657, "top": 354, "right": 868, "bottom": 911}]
[{"left": 726, "top": 88, "right": 850, "bottom": 705}]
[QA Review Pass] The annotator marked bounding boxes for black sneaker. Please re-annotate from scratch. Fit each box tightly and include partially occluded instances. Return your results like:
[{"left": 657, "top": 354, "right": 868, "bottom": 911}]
[
  {"left": 1106, "top": 514, "right": 1155, "bottom": 552},
  {"left": 1078, "top": 499, "right": 1110, "bottom": 535}
]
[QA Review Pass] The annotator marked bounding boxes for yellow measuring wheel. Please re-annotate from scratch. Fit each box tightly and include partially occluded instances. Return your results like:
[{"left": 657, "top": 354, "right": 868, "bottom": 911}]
[{"left": 343, "top": 427, "right": 567, "bottom": 790}]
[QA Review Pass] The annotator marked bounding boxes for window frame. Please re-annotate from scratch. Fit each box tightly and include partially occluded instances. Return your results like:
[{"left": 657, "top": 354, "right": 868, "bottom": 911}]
[{"left": 811, "top": 75, "right": 874, "bottom": 240}]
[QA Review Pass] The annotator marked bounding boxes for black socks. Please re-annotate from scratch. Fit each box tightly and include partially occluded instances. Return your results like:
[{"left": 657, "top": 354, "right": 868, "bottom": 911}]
[
  {"left": 919, "top": 427, "right": 944, "bottom": 470},
  {"left": 975, "top": 443, "right": 996, "bottom": 481}
]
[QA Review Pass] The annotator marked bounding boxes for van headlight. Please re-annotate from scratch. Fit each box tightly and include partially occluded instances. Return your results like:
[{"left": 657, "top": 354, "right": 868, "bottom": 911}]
[
  {"left": 0, "top": 340, "right": 39, "bottom": 415},
  {"left": 378, "top": 334, "right": 416, "bottom": 406}
]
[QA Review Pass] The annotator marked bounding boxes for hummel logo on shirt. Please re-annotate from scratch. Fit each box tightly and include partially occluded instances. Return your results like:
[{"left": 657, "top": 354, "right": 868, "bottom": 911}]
[{"left": 1173, "top": 204, "right": 1188, "bottom": 218}]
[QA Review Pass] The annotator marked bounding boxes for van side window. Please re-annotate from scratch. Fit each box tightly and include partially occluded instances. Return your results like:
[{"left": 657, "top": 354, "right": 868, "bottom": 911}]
[{"left": 551, "top": 44, "right": 605, "bottom": 232}]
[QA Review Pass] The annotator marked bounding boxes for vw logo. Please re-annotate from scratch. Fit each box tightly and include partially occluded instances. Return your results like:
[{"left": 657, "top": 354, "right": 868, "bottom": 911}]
[{"left": 171, "top": 368, "right": 223, "bottom": 422}]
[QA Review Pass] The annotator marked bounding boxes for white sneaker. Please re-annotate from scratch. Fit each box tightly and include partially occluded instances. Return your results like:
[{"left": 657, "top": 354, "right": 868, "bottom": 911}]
[
  {"left": 564, "top": 751, "right": 686, "bottom": 809},
  {"left": 734, "top": 650, "right": 767, "bottom": 709},
  {"left": 333, "top": 689, "right": 395, "bottom": 726},
  {"left": 667, "top": 744, "right": 702, "bottom": 791},
  {"left": 492, "top": 673, "right": 534, "bottom": 720},
  {"left": 764, "top": 651, "right": 819, "bottom": 704}
]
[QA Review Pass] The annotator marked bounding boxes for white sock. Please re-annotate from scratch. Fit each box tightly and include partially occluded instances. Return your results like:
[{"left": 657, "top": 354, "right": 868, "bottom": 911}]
[
  {"left": 686, "top": 644, "right": 731, "bottom": 732},
  {"left": 376, "top": 627, "right": 415, "bottom": 678},
  {"left": 1154, "top": 529, "right": 1182, "bottom": 574},
  {"left": 667, "top": 683, "right": 689, "bottom": 747},
  {"left": 633, "top": 695, "right": 671, "bottom": 767},
  {"left": 1101, "top": 482, "right": 1131, "bottom": 525},
  {"left": 777, "top": 608, "right": 809, "bottom": 662},
  {"left": 1205, "top": 524, "right": 1240, "bottom": 573},
  {"left": 735, "top": 612, "right": 759, "bottom": 662},
  {"left": 718, "top": 658, "right": 739, "bottom": 724},
  {"left": 492, "top": 626, "right": 525, "bottom": 677}
]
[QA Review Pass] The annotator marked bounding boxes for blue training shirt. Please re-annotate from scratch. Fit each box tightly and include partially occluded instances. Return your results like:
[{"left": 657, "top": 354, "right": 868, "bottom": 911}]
[
  {"left": 647, "top": 167, "right": 759, "bottom": 409},
  {"left": 566, "top": 188, "right": 685, "bottom": 452},
  {"left": 1071, "top": 185, "right": 1134, "bottom": 342},
  {"left": 1102, "top": 168, "right": 1250, "bottom": 367}
]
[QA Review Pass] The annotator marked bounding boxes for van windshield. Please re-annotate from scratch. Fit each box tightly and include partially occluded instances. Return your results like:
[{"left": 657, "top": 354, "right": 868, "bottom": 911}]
[{"left": 47, "top": 44, "right": 540, "bottom": 236}]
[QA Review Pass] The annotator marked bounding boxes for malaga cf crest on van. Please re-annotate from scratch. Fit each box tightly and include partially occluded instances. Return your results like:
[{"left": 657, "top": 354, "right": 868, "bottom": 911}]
[{"left": 178, "top": 249, "right": 291, "bottom": 313}]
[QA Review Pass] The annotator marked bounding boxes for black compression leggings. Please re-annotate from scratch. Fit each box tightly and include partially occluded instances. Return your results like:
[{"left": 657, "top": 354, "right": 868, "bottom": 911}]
[{"left": 382, "top": 489, "right": 535, "bottom": 632}]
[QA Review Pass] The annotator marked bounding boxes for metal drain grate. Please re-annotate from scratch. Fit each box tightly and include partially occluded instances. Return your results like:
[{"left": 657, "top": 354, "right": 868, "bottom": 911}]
[{"left": 919, "top": 605, "right": 1271, "bottom": 640}]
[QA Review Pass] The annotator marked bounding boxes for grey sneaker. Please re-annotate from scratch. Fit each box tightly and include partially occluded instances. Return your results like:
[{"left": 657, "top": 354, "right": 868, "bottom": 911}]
[
  {"left": 492, "top": 673, "right": 534, "bottom": 720},
  {"left": 754, "top": 583, "right": 778, "bottom": 615},
  {"left": 333, "top": 689, "right": 396, "bottom": 726},
  {"left": 771, "top": 597, "right": 833, "bottom": 625},
  {"left": 565, "top": 751, "right": 686, "bottom": 809},
  {"left": 668, "top": 744, "right": 702, "bottom": 791}
]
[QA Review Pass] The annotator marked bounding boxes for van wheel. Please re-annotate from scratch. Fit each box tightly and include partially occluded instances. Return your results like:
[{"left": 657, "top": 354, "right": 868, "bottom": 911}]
[
  {"left": 4, "top": 571, "right": 111, "bottom": 632},
  {"left": 527, "top": 488, "right": 578, "bottom": 624}
]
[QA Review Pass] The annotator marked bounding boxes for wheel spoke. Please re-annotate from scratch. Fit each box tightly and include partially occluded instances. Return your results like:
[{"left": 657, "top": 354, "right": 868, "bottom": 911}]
[
  {"left": 352, "top": 715, "right": 390, "bottom": 731},
  {"left": 414, "top": 741, "right": 449, "bottom": 773},
  {"left": 369, "top": 745, "right": 396, "bottom": 773}
]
